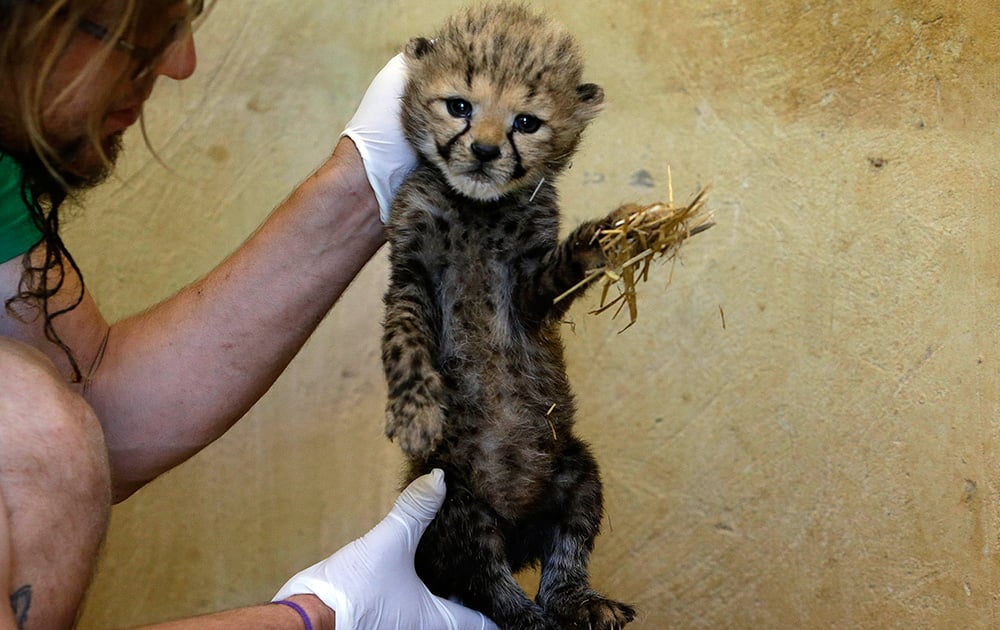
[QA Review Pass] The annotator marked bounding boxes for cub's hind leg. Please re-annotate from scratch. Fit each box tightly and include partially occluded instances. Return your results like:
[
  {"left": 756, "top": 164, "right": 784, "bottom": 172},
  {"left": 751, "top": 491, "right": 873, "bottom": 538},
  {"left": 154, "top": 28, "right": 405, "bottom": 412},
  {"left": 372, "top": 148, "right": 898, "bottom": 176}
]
[
  {"left": 537, "top": 439, "right": 636, "bottom": 629},
  {"left": 415, "top": 481, "right": 554, "bottom": 630}
]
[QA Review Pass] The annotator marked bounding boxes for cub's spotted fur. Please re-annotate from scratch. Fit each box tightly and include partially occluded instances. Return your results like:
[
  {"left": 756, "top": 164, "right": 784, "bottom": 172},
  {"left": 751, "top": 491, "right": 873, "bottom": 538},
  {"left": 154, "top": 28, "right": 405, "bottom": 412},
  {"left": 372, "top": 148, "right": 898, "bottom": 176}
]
[{"left": 382, "top": 4, "right": 635, "bottom": 629}]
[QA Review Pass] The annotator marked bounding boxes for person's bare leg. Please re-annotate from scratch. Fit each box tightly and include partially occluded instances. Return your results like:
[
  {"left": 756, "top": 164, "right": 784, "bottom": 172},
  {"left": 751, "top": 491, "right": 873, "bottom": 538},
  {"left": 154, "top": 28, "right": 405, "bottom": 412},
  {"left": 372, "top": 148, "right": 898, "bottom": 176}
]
[{"left": 0, "top": 338, "right": 112, "bottom": 628}]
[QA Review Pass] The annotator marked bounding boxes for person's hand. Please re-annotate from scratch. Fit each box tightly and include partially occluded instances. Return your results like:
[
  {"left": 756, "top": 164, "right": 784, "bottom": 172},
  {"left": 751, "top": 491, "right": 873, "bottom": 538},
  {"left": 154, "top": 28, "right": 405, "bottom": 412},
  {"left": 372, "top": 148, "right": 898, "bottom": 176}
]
[
  {"left": 273, "top": 469, "right": 498, "bottom": 630},
  {"left": 341, "top": 54, "right": 418, "bottom": 222}
]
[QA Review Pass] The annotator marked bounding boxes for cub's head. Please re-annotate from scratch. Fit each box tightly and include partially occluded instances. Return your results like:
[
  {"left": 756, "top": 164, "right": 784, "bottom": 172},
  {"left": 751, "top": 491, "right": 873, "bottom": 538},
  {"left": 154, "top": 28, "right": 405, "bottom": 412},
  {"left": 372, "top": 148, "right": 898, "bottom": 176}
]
[{"left": 401, "top": 3, "right": 604, "bottom": 202}]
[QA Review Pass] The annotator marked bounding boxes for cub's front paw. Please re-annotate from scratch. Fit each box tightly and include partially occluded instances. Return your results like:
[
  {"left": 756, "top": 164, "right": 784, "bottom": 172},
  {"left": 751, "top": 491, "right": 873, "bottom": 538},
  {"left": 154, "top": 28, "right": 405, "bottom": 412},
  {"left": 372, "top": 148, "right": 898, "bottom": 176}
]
[
  {"left": 605, "top": 202, "right": 643, "bottom": 227},
  {"left": 385, "top": 385, "right": 445, "bottom": 457},
  {"left": 573, "top": 204, "right": 644, "bottom": 271}
]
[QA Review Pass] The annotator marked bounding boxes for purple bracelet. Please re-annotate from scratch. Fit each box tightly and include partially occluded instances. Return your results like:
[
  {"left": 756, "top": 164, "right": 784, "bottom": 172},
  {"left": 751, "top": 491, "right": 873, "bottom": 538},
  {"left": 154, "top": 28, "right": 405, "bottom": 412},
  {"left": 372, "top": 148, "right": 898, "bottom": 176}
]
[{"left": 273, "top": 599, "right": 314, "bottom": 630}]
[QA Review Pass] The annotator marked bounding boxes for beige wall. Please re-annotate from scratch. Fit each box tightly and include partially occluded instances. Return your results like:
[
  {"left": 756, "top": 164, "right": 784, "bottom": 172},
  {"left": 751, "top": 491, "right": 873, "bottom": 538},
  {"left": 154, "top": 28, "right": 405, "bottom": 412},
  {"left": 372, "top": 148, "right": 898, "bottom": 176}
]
[{"left": 74, "top": 1, "right": 999, "bottom": 627}]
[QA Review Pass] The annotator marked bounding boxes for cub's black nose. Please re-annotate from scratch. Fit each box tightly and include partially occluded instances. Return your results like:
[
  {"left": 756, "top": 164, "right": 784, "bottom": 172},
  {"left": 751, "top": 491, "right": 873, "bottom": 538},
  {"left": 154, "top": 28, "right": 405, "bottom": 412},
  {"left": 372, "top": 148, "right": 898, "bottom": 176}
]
[{"left": 471, "top": 141, "right": 502, "bottom": 162}]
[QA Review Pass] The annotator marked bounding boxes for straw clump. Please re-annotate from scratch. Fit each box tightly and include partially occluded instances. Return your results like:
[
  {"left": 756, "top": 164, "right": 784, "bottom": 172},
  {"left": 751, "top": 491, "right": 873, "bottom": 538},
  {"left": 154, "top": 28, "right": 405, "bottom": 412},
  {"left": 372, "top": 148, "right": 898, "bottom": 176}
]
[{"left": 555, "top": 178, "right": 713, "bottom": 331}]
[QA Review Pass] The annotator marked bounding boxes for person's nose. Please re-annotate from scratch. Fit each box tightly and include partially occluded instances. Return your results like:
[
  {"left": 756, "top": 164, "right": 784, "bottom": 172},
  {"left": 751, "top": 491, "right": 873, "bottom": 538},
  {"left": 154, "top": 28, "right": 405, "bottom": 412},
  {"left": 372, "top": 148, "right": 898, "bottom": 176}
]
[{"left": 155, "top": 32, "right": 197, "bottom": 80}]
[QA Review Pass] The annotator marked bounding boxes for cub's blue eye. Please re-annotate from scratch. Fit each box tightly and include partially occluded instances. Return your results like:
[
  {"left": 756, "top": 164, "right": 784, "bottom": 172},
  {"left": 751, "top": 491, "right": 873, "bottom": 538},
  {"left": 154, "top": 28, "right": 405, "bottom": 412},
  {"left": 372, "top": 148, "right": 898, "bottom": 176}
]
[
  {"left": 446, "top": 98, "right": 473, "bottom": 118},
  {"left": 513, "top": 114, "right": 542, "bottom": 134}
]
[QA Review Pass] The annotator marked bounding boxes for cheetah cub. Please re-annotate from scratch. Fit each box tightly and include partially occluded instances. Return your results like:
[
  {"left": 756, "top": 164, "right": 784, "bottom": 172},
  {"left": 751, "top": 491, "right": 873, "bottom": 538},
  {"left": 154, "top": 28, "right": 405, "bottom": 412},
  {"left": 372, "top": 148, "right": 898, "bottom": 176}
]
[{"left": 382, "top": 4, "right": 636, "bottom": 629}]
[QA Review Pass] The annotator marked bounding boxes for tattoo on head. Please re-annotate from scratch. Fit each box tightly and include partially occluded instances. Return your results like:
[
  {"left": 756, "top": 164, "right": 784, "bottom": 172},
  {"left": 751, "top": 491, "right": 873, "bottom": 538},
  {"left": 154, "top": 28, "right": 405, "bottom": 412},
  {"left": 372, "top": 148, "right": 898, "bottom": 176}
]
[{"left": 9, "top": 585, "right": 31, "bottom": 629}]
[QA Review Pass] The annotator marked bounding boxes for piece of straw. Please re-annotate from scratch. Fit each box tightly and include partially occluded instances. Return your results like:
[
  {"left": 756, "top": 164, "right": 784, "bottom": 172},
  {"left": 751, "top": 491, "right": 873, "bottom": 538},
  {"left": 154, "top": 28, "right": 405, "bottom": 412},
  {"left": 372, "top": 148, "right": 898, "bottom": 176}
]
[{"left": 555, "top": 173, "right": 713, "bottom": 331}]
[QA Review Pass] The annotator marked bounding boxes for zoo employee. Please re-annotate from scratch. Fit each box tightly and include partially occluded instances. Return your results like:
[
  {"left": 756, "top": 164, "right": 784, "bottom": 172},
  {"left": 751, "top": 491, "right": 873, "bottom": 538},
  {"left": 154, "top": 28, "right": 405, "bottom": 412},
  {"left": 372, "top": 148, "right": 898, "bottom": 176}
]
[{"left": 0, "top": 1, "right": 496, "bottom": 628}]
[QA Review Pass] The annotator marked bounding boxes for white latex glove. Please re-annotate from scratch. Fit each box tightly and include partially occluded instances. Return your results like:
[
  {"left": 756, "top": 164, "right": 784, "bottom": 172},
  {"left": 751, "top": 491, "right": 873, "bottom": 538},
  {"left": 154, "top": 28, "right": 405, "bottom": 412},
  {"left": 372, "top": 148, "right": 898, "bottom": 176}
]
[
  {"left": 341, "top": 53, "right": 418, "bottom": 222},
  {"left": 273, "top": 469, "right": 498, "bottom": 630}
]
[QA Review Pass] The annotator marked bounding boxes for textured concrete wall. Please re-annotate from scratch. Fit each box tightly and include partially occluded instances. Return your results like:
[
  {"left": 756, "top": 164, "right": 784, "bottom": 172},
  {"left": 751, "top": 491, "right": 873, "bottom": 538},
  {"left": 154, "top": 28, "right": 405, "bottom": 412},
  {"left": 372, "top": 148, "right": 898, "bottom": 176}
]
[{"left": 74, "top": 1, "right": 998, "bottom": 627}]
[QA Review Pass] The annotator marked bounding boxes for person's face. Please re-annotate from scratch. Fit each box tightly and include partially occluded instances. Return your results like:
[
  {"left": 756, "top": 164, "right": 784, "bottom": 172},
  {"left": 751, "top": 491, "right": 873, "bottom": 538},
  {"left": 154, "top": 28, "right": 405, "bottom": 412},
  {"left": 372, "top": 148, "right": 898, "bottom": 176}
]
[{"left": 23, "top": 1, "right": 198, "bottom": 186}]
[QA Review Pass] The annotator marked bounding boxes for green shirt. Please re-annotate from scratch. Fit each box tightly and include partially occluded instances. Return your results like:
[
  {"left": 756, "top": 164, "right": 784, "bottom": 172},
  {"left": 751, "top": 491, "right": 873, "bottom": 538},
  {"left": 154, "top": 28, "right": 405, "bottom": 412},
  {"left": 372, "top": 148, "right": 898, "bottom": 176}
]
[{"left": 0, "top": 156, "right": 42, "bottom": 263}]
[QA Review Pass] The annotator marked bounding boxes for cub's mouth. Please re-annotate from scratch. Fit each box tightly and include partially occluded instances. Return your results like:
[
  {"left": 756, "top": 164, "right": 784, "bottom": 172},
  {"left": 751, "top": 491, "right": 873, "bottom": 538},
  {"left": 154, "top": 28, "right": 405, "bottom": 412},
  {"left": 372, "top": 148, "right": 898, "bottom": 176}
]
[
  {"left": 446, "top": 167, "right": 507, "bottom": 202},
  {"left": 456, "top": 160, "right": 508, "bottom": 187},
  {"left": 463, "top": 165, "right": 498, "bottom": 180}
]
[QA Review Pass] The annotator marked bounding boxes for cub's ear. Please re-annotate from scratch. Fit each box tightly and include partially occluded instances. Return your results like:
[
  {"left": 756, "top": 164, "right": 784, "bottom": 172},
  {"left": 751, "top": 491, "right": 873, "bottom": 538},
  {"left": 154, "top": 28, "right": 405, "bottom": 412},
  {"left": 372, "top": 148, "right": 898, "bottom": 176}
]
[
  {"left": 406, "top": 37, "right": 436, "bottom": 60},
  {"left": 577, "top": 83, "right": 604, "bottom": 105},
  {"left": 575, "top": 83, "right": 605, "bottom": 124}
]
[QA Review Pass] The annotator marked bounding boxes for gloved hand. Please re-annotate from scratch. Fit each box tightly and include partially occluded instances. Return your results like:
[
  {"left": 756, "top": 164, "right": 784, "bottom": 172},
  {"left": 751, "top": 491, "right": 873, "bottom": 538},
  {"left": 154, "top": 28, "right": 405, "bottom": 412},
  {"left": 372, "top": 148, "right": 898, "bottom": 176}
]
[
  {"left": 341, "top": 54, "right": 418, "bottom": 222},
  {"left": 273, "top": 469, "right": 498, "bottom": 630}
]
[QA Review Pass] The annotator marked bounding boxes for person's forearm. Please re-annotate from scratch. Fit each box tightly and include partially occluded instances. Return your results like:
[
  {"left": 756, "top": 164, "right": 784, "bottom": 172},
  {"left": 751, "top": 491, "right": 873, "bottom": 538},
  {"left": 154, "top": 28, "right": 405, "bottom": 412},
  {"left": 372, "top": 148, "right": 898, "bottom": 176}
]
[
  {"left": 130, "top": 595, "right": 335, "bottom": 630},
  {"left": 87, "top": 138, "right": 384, "bottom": 500}
]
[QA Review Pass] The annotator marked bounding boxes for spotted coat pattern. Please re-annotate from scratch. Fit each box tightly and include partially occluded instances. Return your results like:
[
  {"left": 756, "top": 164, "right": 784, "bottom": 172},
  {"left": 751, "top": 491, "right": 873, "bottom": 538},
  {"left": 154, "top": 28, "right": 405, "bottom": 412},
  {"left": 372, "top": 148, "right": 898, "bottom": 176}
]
[{"left": 382, "top": 5, "right": 636, "bottom": 629}]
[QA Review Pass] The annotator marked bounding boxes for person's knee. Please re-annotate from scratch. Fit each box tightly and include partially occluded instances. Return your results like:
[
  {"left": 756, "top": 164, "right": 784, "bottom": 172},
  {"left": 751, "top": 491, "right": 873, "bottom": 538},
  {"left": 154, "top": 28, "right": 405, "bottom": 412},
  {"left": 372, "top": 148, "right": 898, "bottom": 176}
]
[
  {"left": 0, "top": 339, "right": 111, "bottom": 510},
  {"left": 0, "top": 339, "right": 110, "bottom": 626}
]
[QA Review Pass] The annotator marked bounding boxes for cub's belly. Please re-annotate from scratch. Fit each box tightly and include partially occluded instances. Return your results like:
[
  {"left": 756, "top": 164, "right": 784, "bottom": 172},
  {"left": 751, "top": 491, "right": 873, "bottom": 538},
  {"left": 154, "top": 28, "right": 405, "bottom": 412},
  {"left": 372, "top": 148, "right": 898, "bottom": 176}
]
[{"left": 438, "top": 375, "right": 569, "bottom": 521}]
